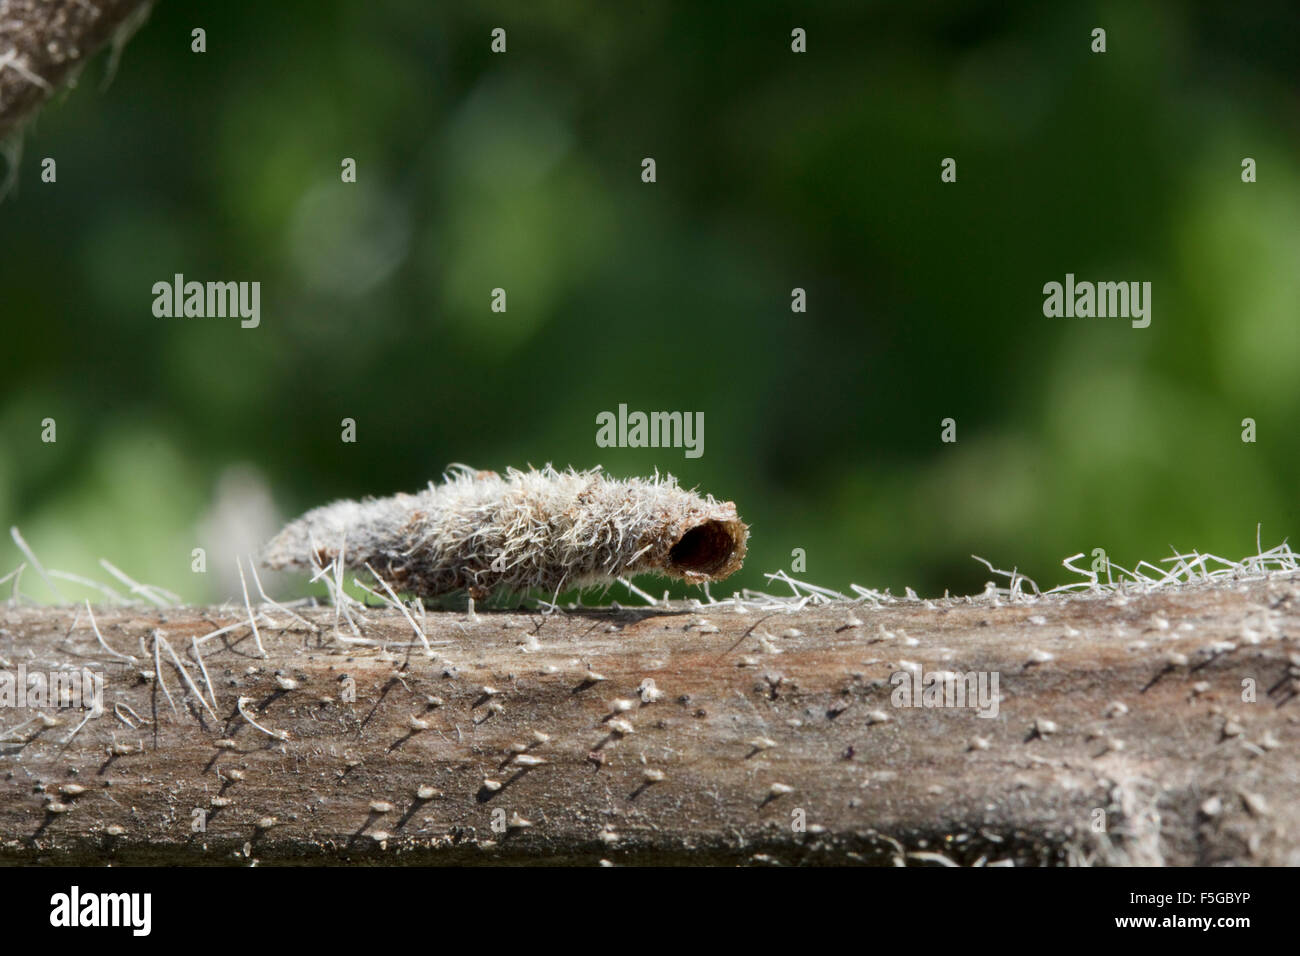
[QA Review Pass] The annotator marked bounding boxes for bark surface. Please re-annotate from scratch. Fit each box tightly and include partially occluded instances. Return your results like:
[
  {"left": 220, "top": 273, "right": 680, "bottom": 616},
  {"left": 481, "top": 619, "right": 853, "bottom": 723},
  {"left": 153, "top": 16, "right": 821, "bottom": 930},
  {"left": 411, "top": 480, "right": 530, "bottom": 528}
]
[
  {"left": 0, "top": 0, "right": 153, "bottom": 141},
  {"left": 1, "top": 575, "right": 1296, "bottom": 865}
]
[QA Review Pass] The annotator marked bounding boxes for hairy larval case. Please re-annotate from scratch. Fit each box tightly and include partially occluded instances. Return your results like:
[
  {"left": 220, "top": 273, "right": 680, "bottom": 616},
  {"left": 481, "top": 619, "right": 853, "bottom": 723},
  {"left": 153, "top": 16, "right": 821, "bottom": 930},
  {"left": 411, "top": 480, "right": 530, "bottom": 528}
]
[{"left": 262, "top": 465, "right": 748, "bottom": 599}]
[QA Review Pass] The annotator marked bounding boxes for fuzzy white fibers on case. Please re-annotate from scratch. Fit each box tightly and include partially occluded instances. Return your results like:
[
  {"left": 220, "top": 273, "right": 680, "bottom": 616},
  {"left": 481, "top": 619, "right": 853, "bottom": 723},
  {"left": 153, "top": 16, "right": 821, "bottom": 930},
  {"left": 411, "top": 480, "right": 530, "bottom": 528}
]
[{"left": 262, "top": 465, "right": 748, "bottom": 599}]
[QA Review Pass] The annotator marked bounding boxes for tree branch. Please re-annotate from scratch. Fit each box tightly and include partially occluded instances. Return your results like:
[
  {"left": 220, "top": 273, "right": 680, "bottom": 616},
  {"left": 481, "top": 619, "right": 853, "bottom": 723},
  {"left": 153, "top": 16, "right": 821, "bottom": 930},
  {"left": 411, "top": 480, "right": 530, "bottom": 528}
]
[
  {"left": 1, "top": 576, "right": 1297, "bottom": 865},
  {"left": 0, "top": 0, "right": 155, "bottom": 141}
]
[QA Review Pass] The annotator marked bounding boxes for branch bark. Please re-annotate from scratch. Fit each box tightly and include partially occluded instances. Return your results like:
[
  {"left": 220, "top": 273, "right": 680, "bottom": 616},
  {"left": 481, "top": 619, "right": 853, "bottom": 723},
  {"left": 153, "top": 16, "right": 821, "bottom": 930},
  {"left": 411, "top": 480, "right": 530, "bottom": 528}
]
[
  {"left": 0, "top": 0, "right": 154, "bottom": 141},
  {"left": 1, "top": 576, "right": 1297, "bottom": 865}
]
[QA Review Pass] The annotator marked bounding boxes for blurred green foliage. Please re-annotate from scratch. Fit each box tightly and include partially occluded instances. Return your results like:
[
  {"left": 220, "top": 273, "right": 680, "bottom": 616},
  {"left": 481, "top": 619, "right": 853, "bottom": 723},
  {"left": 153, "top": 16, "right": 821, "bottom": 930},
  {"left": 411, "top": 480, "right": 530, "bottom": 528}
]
[{"left": 2, "top": 1, "right": 1298, "bottom": 604}]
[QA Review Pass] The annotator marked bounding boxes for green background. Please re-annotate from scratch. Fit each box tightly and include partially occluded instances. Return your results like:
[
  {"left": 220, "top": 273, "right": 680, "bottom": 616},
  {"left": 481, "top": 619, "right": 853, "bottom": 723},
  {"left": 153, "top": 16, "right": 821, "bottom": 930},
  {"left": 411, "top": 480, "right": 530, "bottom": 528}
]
[{"left": 2, "top": 1, "right": 1298, "bottom": 604}]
